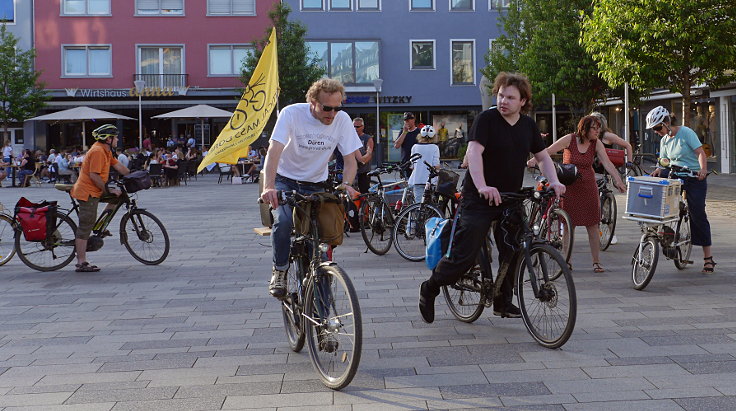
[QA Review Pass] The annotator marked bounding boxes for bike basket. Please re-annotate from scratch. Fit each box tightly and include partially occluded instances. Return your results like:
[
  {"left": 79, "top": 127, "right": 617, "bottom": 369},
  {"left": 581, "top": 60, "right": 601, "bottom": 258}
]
[
  {"left": 437, "top": 169, "right": 460, "bottom": 197},
  {"left": 14, "top": 197, "right": 57, "bottom": 242},
  {"left": 122, "top": 170, "right": 152, "bottom": 193}
]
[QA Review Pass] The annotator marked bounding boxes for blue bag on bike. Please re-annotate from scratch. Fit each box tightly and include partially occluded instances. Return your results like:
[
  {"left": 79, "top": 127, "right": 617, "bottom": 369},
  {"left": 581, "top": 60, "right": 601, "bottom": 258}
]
[{"left": 425, "top": 214, "right": 459, "bottom": 270}]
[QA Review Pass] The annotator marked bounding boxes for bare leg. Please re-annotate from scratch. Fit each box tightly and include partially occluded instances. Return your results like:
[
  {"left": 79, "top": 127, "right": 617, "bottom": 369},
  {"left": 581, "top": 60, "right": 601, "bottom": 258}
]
[
  {"left": 703, "top": 245, "right": 711, "bottom": 259},
  {"left": 75, "top": 238, "right": 88, "bottom": 265},
  {"left": 586, "top": 225, "right": 603, "bottom": 271}
]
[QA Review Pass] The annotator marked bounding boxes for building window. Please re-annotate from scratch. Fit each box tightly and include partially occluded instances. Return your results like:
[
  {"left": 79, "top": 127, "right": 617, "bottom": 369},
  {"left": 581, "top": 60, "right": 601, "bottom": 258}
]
[
  {"left": 62, "top": 0, "right": 110, "bottom": 15},
  {"left": 138, "top": 46, "right": 184, "bottom": 87},
  {"left": 307, "top": 40, "right": 379, "bottom": 85},
  {"left": 451, "top": 40, "right": 474, "bottom": 85},
  {"left": 490, "top": 0, "right": 510, "bottom": 10},
  {"left": 302, "top": 0, "right": 323, "bottom": 10},
  {"left": 136, "top": 0, "right": 183, "bottom": 15},
  {"left": 450, "top": 0, "right": 473, "bottom": 11},
  {"left": 410, "top": 40, "right": 434, "bottom": 70},
  {"left": 0, "top": 0, "right": 14, "bottom": 22},
  {"left": 207, "top": 0, "right": 255, "bottom": 15},
  {"left": 410, "top": 0, "right": 433, "bottom": 10},
  {"left": 63, "top": 45, "right": 111, "bottom": 77},
  {"left": 209, "top": 45, "right": 253, "bottom": 76},
  {"left": 357, "top": 0, "right": 379, "bottom": 10},
  {"left": 330, "top": 0, "right": 351, "bottom": 10}
]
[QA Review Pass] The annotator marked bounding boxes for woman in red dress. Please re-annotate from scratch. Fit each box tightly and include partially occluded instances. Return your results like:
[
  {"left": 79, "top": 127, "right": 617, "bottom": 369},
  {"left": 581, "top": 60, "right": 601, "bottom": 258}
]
[{"left": 529, "top": 115, "right": 626, "bottom": 272}]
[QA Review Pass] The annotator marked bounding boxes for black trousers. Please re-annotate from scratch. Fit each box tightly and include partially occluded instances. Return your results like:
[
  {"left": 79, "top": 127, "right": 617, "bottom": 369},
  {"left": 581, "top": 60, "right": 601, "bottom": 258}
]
[
  {"left": 357, "top": 172, "right": 370, "bottom": 194},
  {"left": 426, "top": 196, "right": 519, "bottom": 308}
]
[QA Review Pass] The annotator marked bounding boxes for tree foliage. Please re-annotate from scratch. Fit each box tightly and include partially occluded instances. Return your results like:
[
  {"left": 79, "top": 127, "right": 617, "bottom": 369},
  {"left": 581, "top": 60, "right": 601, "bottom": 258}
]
[
  {"left": 241, "top": 3, "right": 325, "bottom": 109},
  {"left": 0, "top": 24, "right": 48, "bottom": 141},
  {"left": 581, "top": 0, "right": 736, "bottom": 126},
  {"left": 481, "top": 0, "right": 609, "bottom": 121}
]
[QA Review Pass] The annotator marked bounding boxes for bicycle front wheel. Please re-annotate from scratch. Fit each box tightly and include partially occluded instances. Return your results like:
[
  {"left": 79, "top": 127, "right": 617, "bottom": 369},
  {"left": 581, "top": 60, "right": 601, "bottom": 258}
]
[
  {"left": 516, "top": 244, "right": 577, "bottom": 349},
  {"left": 540, "top": 208, "right": 574, "bottom": 266},
  {"left": 599, "top": 192, "right": 617, "bottom": 251},
  {"left": 282, "top": 255, "right": 306, "bottom": 352},
  {"left": 0, "top": 214, "right": 16, "bottom": 266},
  {"left": 120, "top": 210, "right": 170, "bottom": 265},
  {"left": 392, "top": 203, "right": 443, "bottom": 261},
  {"left": 359, "top": 197, "right": 393, "bottom": 255},
  {"left": 442, "top": 247, "right": 487, "bottom": 323},
  {"left": 632, "top": 237, "right": 659, "bottom": 290},
  {"left": 674, "top": 213, "right": 692, "bottom": 269},
  {"left": 15, "top": 213, "right": 77, "bottom": 272},
  {"left": 304, "top": 264, "right": 362, "bottom": 390}
]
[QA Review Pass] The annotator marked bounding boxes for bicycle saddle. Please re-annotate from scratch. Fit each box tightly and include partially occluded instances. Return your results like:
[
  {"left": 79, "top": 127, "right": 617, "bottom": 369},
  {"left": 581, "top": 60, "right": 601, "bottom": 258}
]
[{"left": 54, "top": 184, "right": 74, "bottom": 192}]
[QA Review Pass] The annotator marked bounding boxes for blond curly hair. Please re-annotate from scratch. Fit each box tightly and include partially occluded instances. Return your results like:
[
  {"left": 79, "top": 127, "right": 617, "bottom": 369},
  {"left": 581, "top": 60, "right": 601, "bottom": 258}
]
[{"left": 306, "top": 78, "right": 346, "bottom": 102}]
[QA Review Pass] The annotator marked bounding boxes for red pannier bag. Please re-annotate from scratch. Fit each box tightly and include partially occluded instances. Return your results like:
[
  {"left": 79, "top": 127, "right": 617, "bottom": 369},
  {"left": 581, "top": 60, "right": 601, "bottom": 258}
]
[
  {"left": 605, "top": 148, "right": 625, "bottom": 167},
  {"left": 14, "top": 197, "right": 57, "bottom": 242}
]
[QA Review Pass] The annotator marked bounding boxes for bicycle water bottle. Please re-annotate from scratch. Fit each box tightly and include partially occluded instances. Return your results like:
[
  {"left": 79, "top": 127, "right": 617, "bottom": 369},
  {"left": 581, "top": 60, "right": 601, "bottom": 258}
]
[{"left": 395, "top": 199, "right": 402, "bottom": 212}]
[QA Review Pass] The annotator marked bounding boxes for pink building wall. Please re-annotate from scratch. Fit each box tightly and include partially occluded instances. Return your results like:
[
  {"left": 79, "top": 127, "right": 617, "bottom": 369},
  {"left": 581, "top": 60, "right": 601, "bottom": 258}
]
[{"left": 35, "top": 0, "right": 279, "bottom": 90}]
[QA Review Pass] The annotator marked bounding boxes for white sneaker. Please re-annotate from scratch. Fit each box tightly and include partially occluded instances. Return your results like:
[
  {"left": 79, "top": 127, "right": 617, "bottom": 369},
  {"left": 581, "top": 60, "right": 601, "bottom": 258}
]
[
  {"left": 269, "top": 268, "right": 287, "bottom": 298},
  {"left": 610, "top": 235, "right": 618, "bottom": 245}
]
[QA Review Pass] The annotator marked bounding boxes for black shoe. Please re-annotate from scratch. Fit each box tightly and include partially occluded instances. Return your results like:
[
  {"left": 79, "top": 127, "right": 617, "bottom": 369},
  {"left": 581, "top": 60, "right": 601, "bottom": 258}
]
[
  {"left": 493, "top": 303, "right": 522, "bottom": 319},
  {"left": 418, "top": 281, "right": 436, "bottom": 323}
]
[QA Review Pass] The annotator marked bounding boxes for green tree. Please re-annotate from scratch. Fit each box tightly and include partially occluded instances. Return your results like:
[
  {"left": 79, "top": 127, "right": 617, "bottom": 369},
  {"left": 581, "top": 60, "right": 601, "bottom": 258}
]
[
  {"left": 482, "top": 0, "right": 610, "bottom": 122},
  {"left": 241, "top": 3, "right": 325, "bottom": 109},
  {"left": 0, "top": 24, "right": 48, "bottom": 142},
  {"left": 581, "top": 0, "right": 736, "bottom": 126}
]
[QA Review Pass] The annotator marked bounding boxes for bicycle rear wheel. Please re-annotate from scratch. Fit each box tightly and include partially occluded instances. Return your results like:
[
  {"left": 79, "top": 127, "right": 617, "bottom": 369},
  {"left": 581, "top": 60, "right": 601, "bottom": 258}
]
[
  {"left": 359, "top": 197, "right": 393, "bottom": 255},
  {"left": 599, "top": 192, "right": 617, "bottom": 251},
  {"left": 282, "top": 255, "right": 306, "bottom": 352},
  {"left": 392, "top": 203, "right": 443, "bottom": 261},
  {"left": 120, "top": 209, "right": 170, "bottom": 265},
  {"left": 304, "top": 264, "right": 362, "bottom": 390},
  {"left": 632, "top": 237, "right": 659, "bottom": 290},
  {"left": 516, "top": 244, "right": 576, "bottom": 349},
  {"left": 442, "top": 247, "right": 487, "bottom": 323},
  {"left": 0, "top": 214, "right": 16, "bottom": 266},
  {"left": 15, "top": 213, "right": 77, "bottom": 272},
  {"left": 674, "top": 213, "right": 692, "bottom": 269}
]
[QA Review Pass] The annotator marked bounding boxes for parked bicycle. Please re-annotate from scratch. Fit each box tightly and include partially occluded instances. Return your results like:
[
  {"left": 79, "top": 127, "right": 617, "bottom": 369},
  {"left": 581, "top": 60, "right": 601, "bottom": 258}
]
[
  {"left": 0, "top": 202, "right": 16, "bottom": 266},
  {"left": 525, "top": 175, "right": 574, "bottom": 265},
  {"left": 261, "top": 190, "right": 362, "bottom": 390},
  {"left": 357, "top": 154, "right": 417, "bottom": 255},
  {"left": 14, "top": 175, "right": 169, "bottom": 272},
  {"left": 627, "top": 163, "right": 713, "bottom": 290},
  {"left": 597, "top": 172, "right": 617, "bottom": 251},
  {"left": 442, "top": 187, "right": 577, "bottom": 349}
]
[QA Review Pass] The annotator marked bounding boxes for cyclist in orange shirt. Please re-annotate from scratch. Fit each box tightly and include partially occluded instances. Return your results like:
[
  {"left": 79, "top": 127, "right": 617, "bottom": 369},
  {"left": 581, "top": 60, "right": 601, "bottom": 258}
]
[{"left": 70, "top": 124, "right": 130, "bottom": 272}]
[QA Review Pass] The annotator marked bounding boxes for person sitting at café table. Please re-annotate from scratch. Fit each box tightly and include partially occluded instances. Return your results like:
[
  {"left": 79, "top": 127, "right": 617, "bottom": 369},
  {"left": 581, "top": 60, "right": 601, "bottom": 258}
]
[
  {"left": 17, "top": 149, "right": 36, "bottom": 186},
  {"left": 162, "top": 153, "right": 179, "bottom": 186},
  {"left": 56, "top": 151, "right": 76, "bottom": 183},
  {"left": 0, "top": 158, "right": 7, "bottom": 186}
]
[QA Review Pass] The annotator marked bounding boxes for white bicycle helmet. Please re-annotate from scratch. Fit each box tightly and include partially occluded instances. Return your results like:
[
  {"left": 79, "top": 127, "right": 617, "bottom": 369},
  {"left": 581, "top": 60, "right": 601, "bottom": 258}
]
[
  {"left": 420, "top": 125, "right": 435, "bottom": 138},
  {"left": 646, "top": 106, "right": 670, "bottom": 129}
]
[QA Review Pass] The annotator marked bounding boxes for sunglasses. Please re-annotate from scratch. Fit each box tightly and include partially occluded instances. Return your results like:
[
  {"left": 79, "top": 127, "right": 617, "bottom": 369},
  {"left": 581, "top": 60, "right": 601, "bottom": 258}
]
[
  {"left": 354, "top": 125, "right": 363, "bottom": 128},
  {"left": 652, "top": 125, "right": 664, "bottom": 132},
  {"left": 320, "top": 103, "right": 342, "bottom": 112}
]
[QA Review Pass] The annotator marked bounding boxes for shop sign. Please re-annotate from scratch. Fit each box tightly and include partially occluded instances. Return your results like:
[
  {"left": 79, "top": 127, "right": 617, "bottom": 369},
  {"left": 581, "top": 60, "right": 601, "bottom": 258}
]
[
  {"left": 64, "top": 87, "right": 189, "bottom": 98},
  {"left": 345, "top": 95, "right": 413, "bottom": 104}
]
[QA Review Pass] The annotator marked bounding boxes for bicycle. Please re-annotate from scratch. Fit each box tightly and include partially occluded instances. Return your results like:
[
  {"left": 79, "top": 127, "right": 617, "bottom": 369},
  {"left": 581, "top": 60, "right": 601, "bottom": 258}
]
[
  {"left": 597, "top": 173, "right": 617, "bottom": 251},
  {"left": 14, "top": 178, "right": 170, "bottom": 272},
  {"left": 392, "top": 161, "right": 459, "bottom": 261},
  {"left": 261, "top": 190, "right": 362, "bottom": 390},
  {"left": 357, "top": 154, "right": 417, "bottom": 255},
  {"left": 627, "top": 163, "right": 710, "bottom": 290},
  {"left": 0, "top": 202, "right": 16, "bottom": 266},
  {"left": 525, "top": 175, "right": 574, "bottom": 266},
  {"left": 442, "top": 187, "right": 577, "bottom": 349}
]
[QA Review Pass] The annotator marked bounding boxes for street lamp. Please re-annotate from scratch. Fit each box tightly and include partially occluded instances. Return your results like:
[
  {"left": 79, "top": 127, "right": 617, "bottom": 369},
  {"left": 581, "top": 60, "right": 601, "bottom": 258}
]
[
  {"left": 134, "top": 79, "right": 145, "bottom": 150},
  {"left": 373, "top": 78, "right": 383, "bottom": 166}
]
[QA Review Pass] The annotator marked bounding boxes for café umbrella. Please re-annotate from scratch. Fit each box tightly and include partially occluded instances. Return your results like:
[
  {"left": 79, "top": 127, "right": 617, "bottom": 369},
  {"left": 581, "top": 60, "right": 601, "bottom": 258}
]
[
  {"left": 28, "top": 106, "right": 135, "bottom": 149},
  {"left": 151, "top": 104, "right": 233, "bottom": 148}
]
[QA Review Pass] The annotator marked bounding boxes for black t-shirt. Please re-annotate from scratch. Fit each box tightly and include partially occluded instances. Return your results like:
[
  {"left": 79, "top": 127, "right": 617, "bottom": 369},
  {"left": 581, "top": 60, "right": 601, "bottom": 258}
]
[
  {"left": 463, "top": 108, "right": 545, "bottom": 196},
  {"left": 400, "top": 128, "right": 420, "bottom": 164}
]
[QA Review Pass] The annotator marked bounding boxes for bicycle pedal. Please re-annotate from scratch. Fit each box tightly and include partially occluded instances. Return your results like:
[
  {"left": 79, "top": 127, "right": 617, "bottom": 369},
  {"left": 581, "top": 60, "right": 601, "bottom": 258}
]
[{"left": 683, "top": 260, "right": 693, "bottom": 264}]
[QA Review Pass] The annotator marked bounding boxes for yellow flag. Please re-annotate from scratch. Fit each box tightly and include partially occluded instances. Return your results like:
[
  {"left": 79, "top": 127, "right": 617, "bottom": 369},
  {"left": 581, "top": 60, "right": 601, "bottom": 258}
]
[{"left": 197, "top": 28, "right": 279, "bottom": 172}]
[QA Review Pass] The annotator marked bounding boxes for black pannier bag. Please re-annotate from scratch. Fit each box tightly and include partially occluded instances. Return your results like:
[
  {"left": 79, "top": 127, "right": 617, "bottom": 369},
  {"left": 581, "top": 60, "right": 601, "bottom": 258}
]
[{"left": 123, "top": 170, "right": 152, "bottom": 193}]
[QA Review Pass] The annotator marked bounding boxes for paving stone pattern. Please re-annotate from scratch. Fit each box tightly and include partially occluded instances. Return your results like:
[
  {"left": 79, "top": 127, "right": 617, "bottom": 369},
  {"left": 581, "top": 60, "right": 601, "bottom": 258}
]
[{"left": 0, "top": 171, "right": 735, "bottom": 410}]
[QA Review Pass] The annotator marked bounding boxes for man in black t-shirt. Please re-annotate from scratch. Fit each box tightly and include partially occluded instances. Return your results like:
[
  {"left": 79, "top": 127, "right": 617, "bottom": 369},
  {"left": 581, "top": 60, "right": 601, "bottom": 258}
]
[
  {"left": 418, "top": 72, "right": 565, "bottom": 323},
  {"left": 394, "top": 112, "right": 420, "bottom": 165}
]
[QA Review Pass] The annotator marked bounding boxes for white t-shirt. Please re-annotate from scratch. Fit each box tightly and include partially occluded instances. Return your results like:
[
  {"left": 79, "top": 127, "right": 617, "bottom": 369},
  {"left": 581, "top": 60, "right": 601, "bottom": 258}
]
[
  {"left": 117, "top": 153, "right": 129, "bottom": 168},
  {"left": 2, "top": 146, "right": 12, "bottom": 158},
  {"left": 271, "top": 103, "right": 361, "bottom": 183},
  {"left": 408, "top": 143, "right": 440, "bottom": 186}
]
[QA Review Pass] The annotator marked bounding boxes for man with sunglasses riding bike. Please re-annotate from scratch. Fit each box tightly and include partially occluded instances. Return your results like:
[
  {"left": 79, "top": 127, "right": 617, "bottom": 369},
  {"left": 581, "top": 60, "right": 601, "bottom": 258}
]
[
  {"left": 70, "top": 124, "right": 130, "bottom": 272},
  {"left": 260, "top": 78, "right": 362, "bottom": 298},
  {"left": 646, "top": 106, "right": 716, "bottom": 274}
]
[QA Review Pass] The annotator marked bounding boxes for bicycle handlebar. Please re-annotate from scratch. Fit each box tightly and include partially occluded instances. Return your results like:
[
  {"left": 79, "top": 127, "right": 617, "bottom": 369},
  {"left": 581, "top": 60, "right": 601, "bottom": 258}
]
[{"left": 257, "top": 189, "right": 346, "bottom": 207}]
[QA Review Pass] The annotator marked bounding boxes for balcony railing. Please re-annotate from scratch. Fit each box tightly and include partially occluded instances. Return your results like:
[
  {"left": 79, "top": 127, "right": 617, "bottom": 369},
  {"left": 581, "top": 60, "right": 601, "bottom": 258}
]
[{"left": 133, "top": 74, "right": 189, "bottom": 89}]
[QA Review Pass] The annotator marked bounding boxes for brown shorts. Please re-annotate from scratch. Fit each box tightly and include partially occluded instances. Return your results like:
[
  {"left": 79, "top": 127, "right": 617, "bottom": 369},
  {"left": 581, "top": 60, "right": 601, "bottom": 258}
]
[{"left": 76, "top": 197, "right": 100, "bottom": 240}]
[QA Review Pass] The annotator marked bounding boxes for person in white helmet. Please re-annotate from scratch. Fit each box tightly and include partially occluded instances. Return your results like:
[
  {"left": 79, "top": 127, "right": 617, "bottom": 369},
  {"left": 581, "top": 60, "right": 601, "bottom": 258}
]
[
  {"left": 646, "top": 106, "right": 715, "bottom": 274},
  {"left": 408, "top": 125, "right": 440, "bottom": 202}
]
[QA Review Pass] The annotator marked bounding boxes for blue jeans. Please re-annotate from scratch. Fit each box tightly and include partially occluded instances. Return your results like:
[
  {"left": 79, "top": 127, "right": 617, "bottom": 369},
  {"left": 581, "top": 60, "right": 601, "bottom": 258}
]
[
  {"left": 682, "top": 177, "right": 711, "bottom": 247},
  {"left": 271, "top": 175, "right": 325, "bottom": 270},
  {"left": 413, "top": 184, "right": 426, "bottom": 203},
  {"left": 3, "top": 157, "right": 10, "bottom": 178}
]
